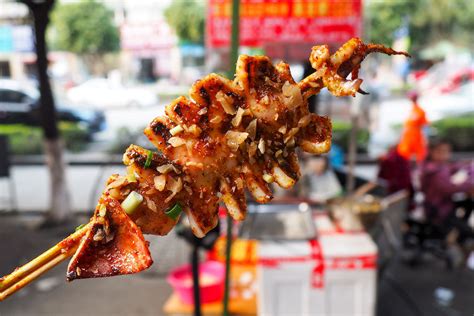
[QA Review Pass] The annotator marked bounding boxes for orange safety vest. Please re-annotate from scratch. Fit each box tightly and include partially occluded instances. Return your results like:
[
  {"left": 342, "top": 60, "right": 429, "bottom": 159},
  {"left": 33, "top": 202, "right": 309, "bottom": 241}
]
[{"left": 397, "top": 102, "right": 428, "bottom": 162}]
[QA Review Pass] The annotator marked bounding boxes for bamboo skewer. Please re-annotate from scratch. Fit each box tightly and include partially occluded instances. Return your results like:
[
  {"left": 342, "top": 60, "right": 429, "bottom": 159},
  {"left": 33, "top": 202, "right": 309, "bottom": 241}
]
[{"left": 0, "top": 223, "right": 91, "bottom": 301}]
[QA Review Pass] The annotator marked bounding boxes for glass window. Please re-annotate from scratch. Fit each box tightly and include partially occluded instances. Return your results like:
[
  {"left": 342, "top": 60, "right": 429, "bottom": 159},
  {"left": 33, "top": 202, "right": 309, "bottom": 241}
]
[{"left": 0, "top": 89, "right": 28, "bottom": 103}]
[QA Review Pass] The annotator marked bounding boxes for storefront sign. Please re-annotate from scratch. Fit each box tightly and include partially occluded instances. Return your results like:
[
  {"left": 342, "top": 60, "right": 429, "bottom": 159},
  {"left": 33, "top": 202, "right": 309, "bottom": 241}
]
[
  {"left": 120, "top": 21, "right": 177, "bottom": 52},
  {"left": 0, "top": 25, "right": 33, "bottom": 53},
  {"left": 207, "top": 0, "right": 362, "bottom": 47}
]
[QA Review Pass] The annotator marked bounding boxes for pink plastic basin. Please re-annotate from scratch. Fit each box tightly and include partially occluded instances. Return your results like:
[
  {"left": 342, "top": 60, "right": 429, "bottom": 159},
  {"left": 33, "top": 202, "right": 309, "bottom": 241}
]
[{"left": 167, "top": 261, "right": 225, "bottom": 305}]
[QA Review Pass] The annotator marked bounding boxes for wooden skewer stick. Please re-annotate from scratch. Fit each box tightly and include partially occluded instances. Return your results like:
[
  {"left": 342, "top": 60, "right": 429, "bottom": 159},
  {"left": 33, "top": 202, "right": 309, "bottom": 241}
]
[{"left": 0, "top": 222, "right": 91, "bottom": 301}]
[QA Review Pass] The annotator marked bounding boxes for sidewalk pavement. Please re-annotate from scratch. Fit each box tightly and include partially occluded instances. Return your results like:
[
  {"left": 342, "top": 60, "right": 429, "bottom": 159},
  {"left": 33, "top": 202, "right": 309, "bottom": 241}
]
[
  {"left": 1, "top": 214, "right": 474, "bottom": 315},
  {"left": 0, "top": 165, "right": 123, "bottom": 213},
  {"left": 0, "top": 165, "right": 379, "bottom": 213}
]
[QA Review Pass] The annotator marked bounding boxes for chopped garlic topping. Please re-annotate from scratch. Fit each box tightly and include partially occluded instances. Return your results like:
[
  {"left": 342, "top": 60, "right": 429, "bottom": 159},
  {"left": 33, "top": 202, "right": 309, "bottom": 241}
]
[
  {"left": 156, "top": 164, "right": 179, "bottom": 174},
  {"left": 210, "top": 115, "right": 222, "bottom": 124},
  {"left": 226, "top": 131, "right": 249, "bottom": 151},
  {"left": 165, "top": 177, "right": 183, "bottom": 203},
  {"left": 146, "top": 197, "right": 157, "bottom": 212},
  {"left": 154, "top": 174, "right": 167, "bottom": 191},
  {"left": 188, "top": 124, "right": 201, "bottom": 136},
  {"left": 282, "top": 81, "right": 303, "bottom": 109},
  {"left": 185, "top": 161, "right": 204, "bottom": 169},
  {"left": 248, "top": 141, "right": 257, "bottom": 157},
  {"left": 284, "top": 127, "right": 299, "bottom": 143},
  {"left": 106, "top": 176, "right": 127, "bottom": 189},
  {"left": 216, "top": 91, "right": 236, "bottom": 115},
  {"left": 197, "top": 107, "right": 207, "bottom": 115},
  {"left": 297, "top": 115, "right": 311, "bottom": 128},
  {"left": 246, "top": 119, "right": 257, "bottom": 140},
  {"left": 231, "top": 107, "right": 246, "bottom": 127},
  {"left": 278, "top": 125, "right": 287, "bottom": 134},
  {"left": 168, "top": 136, "right": 186, "bottom": 147},
  {"left": 258, "top": 138, "right": 266, "bottom": 154},
  {"left": 261, "top": 95, "right": 270, "bottom": 105}
]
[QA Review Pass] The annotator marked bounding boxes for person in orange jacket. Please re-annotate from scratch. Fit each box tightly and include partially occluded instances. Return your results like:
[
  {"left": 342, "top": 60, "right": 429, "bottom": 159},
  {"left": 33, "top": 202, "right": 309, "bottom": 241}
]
[{"left": 397, "top": 91, "right": 429, "bottom": 162}]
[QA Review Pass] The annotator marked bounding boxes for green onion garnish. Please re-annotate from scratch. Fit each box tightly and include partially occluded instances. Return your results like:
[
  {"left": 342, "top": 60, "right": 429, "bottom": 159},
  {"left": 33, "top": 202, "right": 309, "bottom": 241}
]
[
  {"left": 75, "top": 223, "right": 86, "bottom": 231},
  {"left": 98, "top": 204, "right": 107, "bottom": 217},
  {"left": 165, "top": 203, "right": 182, "bottom": 220},
  {"left": 127, "top": 173, "right": 137, "bottom": 183},
  {"left": 121, "top": 191, "right": 143, "bottom": 215},
  {"left": 144, "top": 150, "right": 153, "bottom": 168}
]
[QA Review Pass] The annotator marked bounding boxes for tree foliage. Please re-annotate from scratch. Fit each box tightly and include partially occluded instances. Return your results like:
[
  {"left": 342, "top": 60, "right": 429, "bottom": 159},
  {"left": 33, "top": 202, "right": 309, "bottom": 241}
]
[
  {"left": 366, "top": 0, "right": 474, "bottom": 51},
  {"left": 50, "top": 0, "right": 119, "bottom": 55},
  {"left": 164, "top": 0, "right": 205, "bottom": 44}
]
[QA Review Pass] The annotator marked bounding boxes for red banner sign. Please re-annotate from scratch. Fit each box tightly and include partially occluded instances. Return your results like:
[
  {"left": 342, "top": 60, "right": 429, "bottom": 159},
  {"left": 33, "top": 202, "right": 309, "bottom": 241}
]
[{"left": 207, "top": 0, "right": 362, "bottom": 48}]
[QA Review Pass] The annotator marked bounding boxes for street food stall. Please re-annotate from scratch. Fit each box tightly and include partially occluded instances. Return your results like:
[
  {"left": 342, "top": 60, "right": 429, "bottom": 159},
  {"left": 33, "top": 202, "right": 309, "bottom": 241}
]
[{"left": 164, "top": 201, "right": 379, "bottom": 315}]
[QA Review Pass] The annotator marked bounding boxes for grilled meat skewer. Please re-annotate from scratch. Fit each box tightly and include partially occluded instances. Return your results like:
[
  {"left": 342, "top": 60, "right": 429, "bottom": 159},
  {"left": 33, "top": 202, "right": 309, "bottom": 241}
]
[{"left": 0, "top": 38, "right": 409, "bottom": 291}]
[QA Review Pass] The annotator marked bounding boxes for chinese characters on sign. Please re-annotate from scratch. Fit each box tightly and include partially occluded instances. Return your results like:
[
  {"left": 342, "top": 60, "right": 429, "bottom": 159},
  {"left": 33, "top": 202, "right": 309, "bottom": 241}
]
[{"left": 207, "top": 0, "right": 362, "bottom": 48}]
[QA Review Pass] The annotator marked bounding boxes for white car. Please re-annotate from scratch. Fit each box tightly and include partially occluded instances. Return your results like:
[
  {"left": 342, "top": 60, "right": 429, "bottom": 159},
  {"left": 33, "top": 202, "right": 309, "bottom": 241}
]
[
  {"left": 67, "top": 78, "right": 157, "bottom": 108},
  {"left": 368, "top": 83, "right": 474, "bottom": 158}
]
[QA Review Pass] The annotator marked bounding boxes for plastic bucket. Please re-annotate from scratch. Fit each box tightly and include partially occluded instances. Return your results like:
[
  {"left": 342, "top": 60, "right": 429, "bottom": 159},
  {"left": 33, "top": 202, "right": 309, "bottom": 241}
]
[{"left": 167, "top": 261, "right": 225, "bottom": 304}]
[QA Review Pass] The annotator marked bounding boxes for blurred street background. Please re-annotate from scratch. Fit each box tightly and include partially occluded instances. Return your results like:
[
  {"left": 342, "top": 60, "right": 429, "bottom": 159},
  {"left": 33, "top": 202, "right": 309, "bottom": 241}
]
[
  {"left": 0, "top": 0, "right": 473, "bottom": 315},
  {"left": 0, "top": 0, "right": 471, "bottom": 213}
]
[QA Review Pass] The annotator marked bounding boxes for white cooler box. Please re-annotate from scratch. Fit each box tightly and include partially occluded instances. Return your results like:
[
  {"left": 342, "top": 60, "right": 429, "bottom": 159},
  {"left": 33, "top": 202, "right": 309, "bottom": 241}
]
[{"left": 253, "top": 207, "right": 377, "bottom": 316}]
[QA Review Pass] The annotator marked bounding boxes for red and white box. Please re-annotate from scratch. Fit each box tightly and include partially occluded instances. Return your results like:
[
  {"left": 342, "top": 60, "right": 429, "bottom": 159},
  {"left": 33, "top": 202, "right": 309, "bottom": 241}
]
[{"left": 257, "top": 212, "right": 377, "bottom": 316}]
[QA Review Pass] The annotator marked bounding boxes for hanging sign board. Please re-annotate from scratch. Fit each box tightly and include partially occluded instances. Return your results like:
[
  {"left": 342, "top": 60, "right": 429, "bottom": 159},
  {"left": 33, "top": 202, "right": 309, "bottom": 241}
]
[{"left": 207, "top": 0, "right": 362, "bottom": 48}]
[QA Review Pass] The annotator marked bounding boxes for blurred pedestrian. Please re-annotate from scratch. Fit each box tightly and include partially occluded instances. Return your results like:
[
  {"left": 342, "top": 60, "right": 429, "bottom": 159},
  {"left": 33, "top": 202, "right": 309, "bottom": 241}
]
[
  {"left": 354, "top": 144, "right": 414, "bottom": 207},
  {"left": 328, "top": 143, "right": 344, "bottom": 169},
  {"left": 420, "top": 139, "right": 474, "bottom": 243},
  {"left": 301, "top": 156, "right": 342, "bottom": 202},
  {"left": 378, "top": 146, "right": 415, "bottom": 210},
  {"left": 397, "top": 91, "right": 429, "bottom": 162}
]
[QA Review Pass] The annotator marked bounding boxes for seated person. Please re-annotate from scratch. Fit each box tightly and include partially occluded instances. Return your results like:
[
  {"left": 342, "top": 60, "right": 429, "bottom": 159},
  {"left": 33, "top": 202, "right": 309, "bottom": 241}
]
[
  {"left": 301, "top": 155, "right": 343, "bottom": 202},
  {"left": 420, "top": 139, "right": 474, "bottom": 242},
  {"left": 377, "top": 145, "right": 415, "bottom": 210},
  {"left": 379, "top": 146, "right": 413, "bottom": 195},
  {"left": 352, "top": 145, "right": 413, "bottom": 200},
  {"left": 272, "top": 155, "right": 342, "bottom": 203}
]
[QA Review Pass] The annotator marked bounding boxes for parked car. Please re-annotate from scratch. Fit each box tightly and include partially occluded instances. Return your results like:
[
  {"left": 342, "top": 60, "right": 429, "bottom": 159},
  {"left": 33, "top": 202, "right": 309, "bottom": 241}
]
[
  {"left": 0, "top": 79, "right": 105, "bottom": 134},
  {"left": 415, "top": 63, "right": 473, "bottom": 96},
  {"left": 436, "top": 67, "right": 474, "bottom": 94},
  {"left": 67, "top": 78, "right": 158, "bottom": 108}
]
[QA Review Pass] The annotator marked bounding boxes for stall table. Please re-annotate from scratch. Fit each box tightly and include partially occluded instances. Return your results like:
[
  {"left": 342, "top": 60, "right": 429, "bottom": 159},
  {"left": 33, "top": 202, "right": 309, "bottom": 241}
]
[{"left": 164, "top": 209, "right": 377, "bottom": 316}]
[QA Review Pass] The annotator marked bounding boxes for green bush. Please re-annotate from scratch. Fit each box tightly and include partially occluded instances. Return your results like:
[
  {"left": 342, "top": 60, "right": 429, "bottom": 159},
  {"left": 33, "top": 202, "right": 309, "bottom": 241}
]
[
  {"left": 0, "top": 125, "right": 43, "bottom": 155},
  {"left": 0, "top": 123, "right": 90, "bottom": 155},
  {"left": 432, "top": 114, "right": 474, "bottom": 151},
  {"left": 59, "top": 122, "right": 90, "bottom": 152},
  {"left": 332, "top": 121, "right": 370, "bottom": 153}
]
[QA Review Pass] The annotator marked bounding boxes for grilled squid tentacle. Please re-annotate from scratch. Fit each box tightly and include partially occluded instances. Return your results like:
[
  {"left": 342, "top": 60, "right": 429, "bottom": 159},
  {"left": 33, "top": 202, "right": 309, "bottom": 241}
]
[
  {"left": 300, "top": 37, "right": 410, "bottom": 97},
  {"left": 298, "top": 115, "right": 332, "bottom": 154},
  {"left": 220, "top": 178, "right": 246, "bottom": 221},
  {"left": 243, "top": 163, "right": 273, "bottom": 203},
  {"left": 184, "top": 207, "right": 206, "bottom": 238}
]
